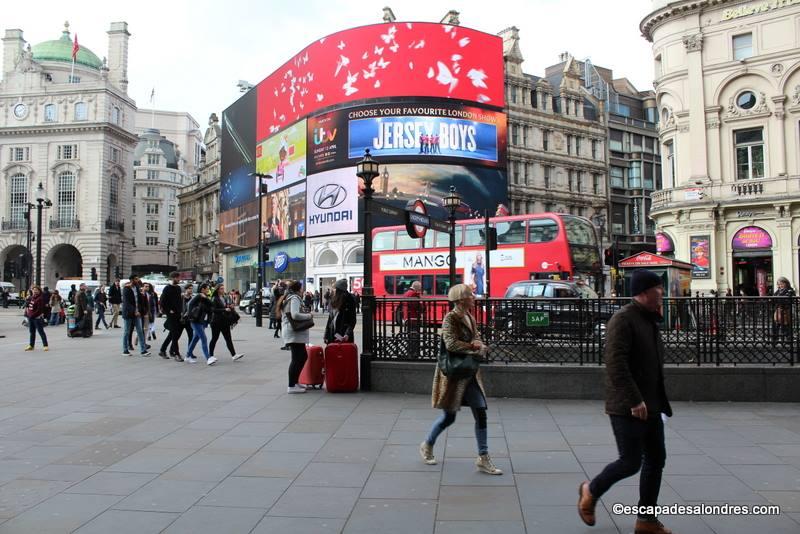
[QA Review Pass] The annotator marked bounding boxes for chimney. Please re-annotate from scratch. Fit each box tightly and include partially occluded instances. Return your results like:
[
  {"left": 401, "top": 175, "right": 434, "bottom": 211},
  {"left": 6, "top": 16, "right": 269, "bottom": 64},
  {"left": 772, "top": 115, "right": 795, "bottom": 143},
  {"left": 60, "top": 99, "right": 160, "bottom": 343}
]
[
  {"left": 440, "top": 10, "right": 460, "bottom": 25},
  {"left": 2, "top": 29, "right": 25, "bottom": 78},
  {"left": 106, "top": 21, "right": 130, "bottom": 93},
  {"left": 382, "top": 7, "right": 396, "bottom": 23}
]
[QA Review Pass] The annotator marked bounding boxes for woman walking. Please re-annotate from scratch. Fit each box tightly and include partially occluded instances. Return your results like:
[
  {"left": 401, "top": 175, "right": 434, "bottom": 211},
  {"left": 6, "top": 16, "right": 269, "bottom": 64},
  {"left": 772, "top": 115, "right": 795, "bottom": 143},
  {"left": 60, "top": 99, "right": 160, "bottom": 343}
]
[
  {"left": 185, "top": 283, "right": 215, "bottom": 365},
  {"left": 323, "top": 279, "right": 356, "bottom": 344},
  {"left": 94, "top": 285, "right": 109, "bottom": 330},
  {"left": 48, "top": 290, "right": 63, "bottom": 326},
  {"left": 419, "top": 283, "right": 501, "bottom": 475},
  {"left": 282, "top": 280, "right": 313, "bottom": 393},
  {"left": 25, "top": 286, "right": 49, "bottom": 351},
  {"left": 773, "top": 276, "right": 795, "bottom": 344},
  {"left": 210, "top": 284, "right": 244, "bottom": 361}
]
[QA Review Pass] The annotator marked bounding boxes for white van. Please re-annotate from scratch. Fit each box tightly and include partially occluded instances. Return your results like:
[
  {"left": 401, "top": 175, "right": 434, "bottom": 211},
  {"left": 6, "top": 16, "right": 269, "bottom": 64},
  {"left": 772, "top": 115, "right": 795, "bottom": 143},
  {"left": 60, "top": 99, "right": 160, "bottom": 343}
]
[{"left": 54, "top": 280, "right": 101, "bottom": 300}]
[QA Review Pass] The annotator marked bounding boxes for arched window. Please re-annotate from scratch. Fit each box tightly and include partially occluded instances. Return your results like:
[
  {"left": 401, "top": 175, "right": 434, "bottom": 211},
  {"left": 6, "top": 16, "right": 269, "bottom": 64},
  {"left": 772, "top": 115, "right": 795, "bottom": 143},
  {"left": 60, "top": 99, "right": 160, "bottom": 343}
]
[
  {"left": 317, "top": 249, "right": 339, "bottom": 266},
  {"left": 44, "top": 103, "right": 57, "bottom": 122},
  {"left": 74, "top": 102, "right": 87, "bottom": 121},
  {"left": 111, "top": 106, "right": 120, "bottom": 125},
  {"left": 8, "top": 173, "right": 28, "bottom": 226},
  {"left": 57, "top": 171, "right": 76, "bottom": 224},
  {"left": 345, "top": 247, "right": 364, "bottom": 264}
]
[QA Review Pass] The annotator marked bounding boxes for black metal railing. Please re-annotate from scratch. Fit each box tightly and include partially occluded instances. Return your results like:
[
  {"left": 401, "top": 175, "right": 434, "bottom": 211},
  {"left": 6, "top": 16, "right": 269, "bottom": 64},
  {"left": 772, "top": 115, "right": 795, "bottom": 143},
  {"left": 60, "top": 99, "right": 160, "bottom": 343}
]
[
  {"left": 105, "top": 218, "right": 124, "bottom": 232},
  {"left": 368, "top": 296, "right": 797, "bottom": 366},
  {"left": 0, "top": 218, "right": 27, "bottom": 231},
  {"left": 49, "top": 218, "right": 80, "bottom": 230}
]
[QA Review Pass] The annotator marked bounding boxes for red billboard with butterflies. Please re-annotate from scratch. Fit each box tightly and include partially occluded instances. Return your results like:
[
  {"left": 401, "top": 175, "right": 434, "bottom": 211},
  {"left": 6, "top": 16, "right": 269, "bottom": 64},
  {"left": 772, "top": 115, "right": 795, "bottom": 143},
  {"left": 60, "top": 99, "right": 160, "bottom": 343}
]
[{"left": 255, "top": 22, "right": 504, "bottom": 141}]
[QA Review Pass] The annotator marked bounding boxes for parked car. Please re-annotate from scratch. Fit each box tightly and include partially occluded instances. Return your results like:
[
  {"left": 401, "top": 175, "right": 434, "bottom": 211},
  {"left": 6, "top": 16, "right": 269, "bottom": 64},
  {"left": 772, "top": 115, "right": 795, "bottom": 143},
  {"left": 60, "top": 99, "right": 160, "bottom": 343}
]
[
  {"left": 0, "top": 282, "right": 23, "bottom": 307},
  {"left": 239, "top": 288, "right": 272, "bottom": 317}
]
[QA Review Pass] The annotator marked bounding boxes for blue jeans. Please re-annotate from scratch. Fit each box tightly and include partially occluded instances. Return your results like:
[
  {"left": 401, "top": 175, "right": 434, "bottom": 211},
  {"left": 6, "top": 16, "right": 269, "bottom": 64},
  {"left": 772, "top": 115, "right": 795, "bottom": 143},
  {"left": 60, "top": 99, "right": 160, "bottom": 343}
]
[
  {"left": 123, "top": 317, "right": 146, "bottom": 353},
  {"left": 95, "top": 304, "right": 108, "bottom": 329},
  {"left": 187, "top": 321, "right": 209, "bottom": 360},
  {"left": 28, "top": 317, "right": 48, "bottom": 348},
  {"left": 49, "top": 312, "right": 60, "bottom": 326},
  {"left": 425, "top": 379, "right": 488, "bottom": 455}
]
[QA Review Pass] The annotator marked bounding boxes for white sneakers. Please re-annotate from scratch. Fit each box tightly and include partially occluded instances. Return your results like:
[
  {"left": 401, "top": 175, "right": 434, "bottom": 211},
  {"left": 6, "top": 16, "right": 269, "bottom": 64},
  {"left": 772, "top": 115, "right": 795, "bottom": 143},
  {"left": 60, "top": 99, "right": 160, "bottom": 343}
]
[
  {"left": 287, "top": 385, "right": 307, "bottom": 394},
  {"left": 232, "top": 353, "right": 245, "bottom": 361},
  {"left": 207, "top": 356, "right": 217, "bottom": 366},
  {"left": 185, "top": 356, "right": 198, "bottom": 363}
]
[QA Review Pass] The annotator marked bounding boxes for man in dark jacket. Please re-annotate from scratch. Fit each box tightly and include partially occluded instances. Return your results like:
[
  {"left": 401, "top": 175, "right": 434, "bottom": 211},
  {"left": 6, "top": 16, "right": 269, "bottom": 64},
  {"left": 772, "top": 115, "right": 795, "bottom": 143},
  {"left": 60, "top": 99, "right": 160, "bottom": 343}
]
[
  {"left": 74, "top": 284, "right": 93, "bottom": 337},
  {"left": 121, "top": 275, "right": 150, "bottom": 356},
  {"left": 578, "top": 269, "right": 673, "bottom": 534},
  {"left": 159, "top": 272, "right": 185, "bottom": 361},
  {"left": 108, "top": 279, "right": 122, "bottom": 328}
]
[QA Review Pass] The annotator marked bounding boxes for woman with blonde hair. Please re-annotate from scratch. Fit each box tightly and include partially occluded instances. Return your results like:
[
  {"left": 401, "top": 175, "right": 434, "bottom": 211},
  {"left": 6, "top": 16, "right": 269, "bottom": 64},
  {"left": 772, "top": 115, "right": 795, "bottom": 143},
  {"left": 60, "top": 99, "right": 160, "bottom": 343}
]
[{"left": 419, "top": 283, "right": 501, "bottom": 475}]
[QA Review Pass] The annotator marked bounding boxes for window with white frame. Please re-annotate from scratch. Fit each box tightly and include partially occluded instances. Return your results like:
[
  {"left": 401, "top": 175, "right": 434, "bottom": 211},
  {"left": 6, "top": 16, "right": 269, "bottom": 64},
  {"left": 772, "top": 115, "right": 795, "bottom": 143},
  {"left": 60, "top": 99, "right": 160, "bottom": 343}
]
[
  {"left": 44, "top": 104, "right": 57, "bottom": 122},
  {"left": 735, "top": 128, "right": 765, "bottom": 180},
  {"left": 111, "top": 106, "right": 120, "bottom": 125},
  {"left": 566, "top": 135, "right": 573, "bottom": 155},
  {"left": 146, "top": 236, "right": 158, "bottom": 246},
  {"left": 591, "top": 139, "right": 598, "bottom": 159},
  {"left": 109, "top": 146, "right": 120, "bottom": 163},
  {"left": 522, "top": 126, "right": 528, "bottom": 147},
  {"left": 10, "top": 147, "right": 30, "bottom": 161},
  {"left": 629, "top": 161, "right": 642, "bottom": 188},
  {"left": 733, "top": 33, "right": 753, "bottom": 61},
  {"left": 168, "top": 238, "right": 175, "bottom": 247},
  {"left": 664, "top": 140, "right": 675, "bottom": 186},
  {"left": 74, "top": 102, "right": 87, "bottom": 121},
  {"left": 510, "top": 123, "right": 518, "bottom": 145},
  {"left": 147, "top": 154, "right": 159, "bottom": 165},
  {"left": 542, "top": 130, "right": 549, "bottom": 151},
  {"left": 544, "top": 165, "right": 551, "bottom": 188},
  {"left": 567, "top": 169, "right": 574, "bottom": 191},
  {"left": 110, "top": 174, "right": 119, "bottom": 210},
  {"left": 147, "top": 170, "right": 158, "bottom": 180},
  {"left": 146, "top": 203, "right": 159, "bottom": 215},
  {"left": 168, "top": 189, "right": 176, "bottom": 200},
  {"left": 9, "top": 173, "right": 28, "bottom": 224},
  {"left": 57, "top": 171, "right": 76, "bottom": 223},
  {"left": 168, "top": 221, "right": 175, "bottom": 233},
  {"left": 593, "top": 173, "right": 600, "bottom": 195},
  {"left": 575, "top": 136, "right": 582, "bottom": 156},
  {"left": 168, "top": 204, "right": 176, "bottom": 217},
  {"left": 610, "top": 166, "right": 625, "bottom": 188},
  {"left": 146, "top": 186, "right": 159, "bottom": 198},
  {"left": 146, "top": 220, "right": 158, "bottom": 232},
  {"left": 57, "top": 144, "right": 78, "bottom": 160}
]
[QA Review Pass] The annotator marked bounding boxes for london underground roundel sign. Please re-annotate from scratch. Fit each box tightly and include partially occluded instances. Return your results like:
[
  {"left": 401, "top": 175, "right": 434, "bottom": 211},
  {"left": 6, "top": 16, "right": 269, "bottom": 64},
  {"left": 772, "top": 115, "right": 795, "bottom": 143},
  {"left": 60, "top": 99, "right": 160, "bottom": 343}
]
[{"left": 406, "top": 199, "right": 429, "bottom": 239}]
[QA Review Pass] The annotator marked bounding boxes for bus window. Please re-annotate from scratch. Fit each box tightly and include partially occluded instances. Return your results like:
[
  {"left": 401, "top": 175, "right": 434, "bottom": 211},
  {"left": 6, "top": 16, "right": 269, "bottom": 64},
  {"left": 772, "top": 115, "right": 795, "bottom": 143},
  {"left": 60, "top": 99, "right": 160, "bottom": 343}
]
[
  {"left": 396, "top": 275, "right": 420, "bottom": 294},
  {"left": 434, "top": 231, "right": 449, "bottom": 248},
  {"left": 496, "top": 221, "right": 525, "bottom": 244},
  {"left": 396, "top": 232, "right": 420, "bottom": 250},
  {"left": 383, "top": 276, "right": 395, "bottom": 295},
  {"left": 423, "top": 231, "right": 435, "bottom": 249},
  {"left": 421, "top": 274, "right": 434, "bottom": 296},
  {"left": 562, "top": 216, "right": 600, "bottom": 272},
  {"left": 463, "top": 224, "right": 485, "bottom": 246},
  {"left": 434, "top": 274, "right": 464, "bottom": 295},
  {"left": 528, "top": 218, "right": 559, "bottom": 243},
  {"left": 562, "top": 216, "right": 595, "bottom": 245},
  {"left": 373, "top": 231, "right": 395, "bottom": 251}
]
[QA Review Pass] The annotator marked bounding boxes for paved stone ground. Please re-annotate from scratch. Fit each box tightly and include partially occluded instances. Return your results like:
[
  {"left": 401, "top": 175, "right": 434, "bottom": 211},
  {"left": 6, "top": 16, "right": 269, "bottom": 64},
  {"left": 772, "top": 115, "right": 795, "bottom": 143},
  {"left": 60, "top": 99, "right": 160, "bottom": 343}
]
[{"left": 0, "top": 309, "right": 799, "bottom": 533}]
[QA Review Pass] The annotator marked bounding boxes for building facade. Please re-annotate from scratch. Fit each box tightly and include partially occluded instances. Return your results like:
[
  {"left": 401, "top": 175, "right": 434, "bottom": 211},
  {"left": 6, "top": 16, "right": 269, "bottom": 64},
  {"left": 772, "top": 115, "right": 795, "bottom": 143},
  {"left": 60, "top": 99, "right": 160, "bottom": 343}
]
[
  {"left": 130, "top": 127, "right": 192, "bottom": 274},
  {"left": 0, "top": 22, "right": 137, "bottom": 288},
  {"left": 642, "top": 0, "right": 800, "bottom": 294},
  {"left": 178, "top": 113, "right": 221, "bottom": 280}
]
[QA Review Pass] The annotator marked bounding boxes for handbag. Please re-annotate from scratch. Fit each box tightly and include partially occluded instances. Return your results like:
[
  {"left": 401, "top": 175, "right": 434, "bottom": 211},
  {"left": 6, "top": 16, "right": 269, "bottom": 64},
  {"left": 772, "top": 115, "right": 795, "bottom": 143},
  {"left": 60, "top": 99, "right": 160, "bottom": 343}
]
[
  {"left": 437, "top": 336, "right": 480, "bottom": 378},
  {"left": 284, "top": 296, "right": 314, "bottom": 331}
]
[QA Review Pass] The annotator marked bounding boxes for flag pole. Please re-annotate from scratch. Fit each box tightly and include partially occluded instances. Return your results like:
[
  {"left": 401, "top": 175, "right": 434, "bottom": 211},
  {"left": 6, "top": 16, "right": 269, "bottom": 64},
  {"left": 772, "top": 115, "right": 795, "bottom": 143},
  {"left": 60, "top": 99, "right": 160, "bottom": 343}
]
[{"left": 150, "top": 88, "right": 155, "bottom": 128}]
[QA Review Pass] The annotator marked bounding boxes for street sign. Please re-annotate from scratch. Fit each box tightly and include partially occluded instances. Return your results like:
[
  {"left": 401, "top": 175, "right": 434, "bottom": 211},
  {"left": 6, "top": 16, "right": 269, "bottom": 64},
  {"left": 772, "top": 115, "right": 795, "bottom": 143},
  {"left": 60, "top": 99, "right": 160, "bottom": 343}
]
[
  {"left": 406, "top": 199, "right": 429, "bottom": 239},
  {"left": 431, "top": 219, "right": 452, "bottom": 234},
  {"left": 526, "top": 311, "right": 550, "bottom": 327},
  {"left": 374, "top": 200, "right": 404, "bottom": 220}
]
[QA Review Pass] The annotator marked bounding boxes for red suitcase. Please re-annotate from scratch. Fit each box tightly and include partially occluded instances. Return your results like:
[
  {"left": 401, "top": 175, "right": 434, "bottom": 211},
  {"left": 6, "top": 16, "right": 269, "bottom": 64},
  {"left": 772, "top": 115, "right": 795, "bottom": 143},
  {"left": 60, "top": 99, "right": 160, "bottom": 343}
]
[
  {"left": 324, "top": 343, "right": 359, "bottom": 393},
  {"left": 300, "top": 345, "right": 325, "bottom": 389}
]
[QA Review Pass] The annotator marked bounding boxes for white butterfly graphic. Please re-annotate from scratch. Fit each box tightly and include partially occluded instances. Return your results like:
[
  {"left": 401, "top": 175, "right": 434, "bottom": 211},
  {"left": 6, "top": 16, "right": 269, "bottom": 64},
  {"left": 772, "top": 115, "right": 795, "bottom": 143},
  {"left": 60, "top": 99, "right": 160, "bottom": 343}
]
[
  {"left": 435, "top": 61, "right": 458, "bottom": 92},
  {"left": 389, "top": 42, "right": 399, "bottom": 53},
  {"left": 380, "top": 25, "right": 397, "bottom": 43},
  {"left": 458, "top": 37, "right": 470, "bottom": 47},
  {"left": 334, "top": 55, "right": 350, "bottom": 77},
  {"left": 477, "top": 94, "right": 491, "bottom": 103},
  {"left": 337, "top": 40, "right": 346, "bottom": 50},
  {"left": 467, "top": 68, "right": 488, "bottom": 89},
  {"left": 377, "top": 57, "right": 390, "bottom": 69},
  {"left": 414, "top": 40, "right": 425, "bottom": 49},
  {"left": 316, "top": 93, "right": 324, "bottom": 102},
  {"left": 374, "top": 45, "right": 384, "bottom": 56}
]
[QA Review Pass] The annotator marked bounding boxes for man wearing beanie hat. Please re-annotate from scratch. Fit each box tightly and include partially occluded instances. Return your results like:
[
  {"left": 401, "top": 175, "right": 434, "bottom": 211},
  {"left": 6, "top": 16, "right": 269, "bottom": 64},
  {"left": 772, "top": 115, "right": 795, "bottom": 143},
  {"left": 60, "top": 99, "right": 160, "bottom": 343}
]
[
  {"left": 578, "top": 269, "right": 673, "bottom": 534},
  {"left": 324, "top": 279, "right": 357, "bottom": 344}
]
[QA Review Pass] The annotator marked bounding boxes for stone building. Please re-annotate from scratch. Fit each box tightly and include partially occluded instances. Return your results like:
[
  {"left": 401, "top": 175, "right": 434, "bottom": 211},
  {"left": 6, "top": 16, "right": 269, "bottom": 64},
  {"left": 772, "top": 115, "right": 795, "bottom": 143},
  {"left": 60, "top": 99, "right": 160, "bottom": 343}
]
[
  {"left": 0, "top": 21, "right": 136, "bottom": 287},
  {"left": 642, "top": 0, "right": 800, "bottom": 294},
  {"left": 177, "top": 113, "right": 221, "bottom": 280}
]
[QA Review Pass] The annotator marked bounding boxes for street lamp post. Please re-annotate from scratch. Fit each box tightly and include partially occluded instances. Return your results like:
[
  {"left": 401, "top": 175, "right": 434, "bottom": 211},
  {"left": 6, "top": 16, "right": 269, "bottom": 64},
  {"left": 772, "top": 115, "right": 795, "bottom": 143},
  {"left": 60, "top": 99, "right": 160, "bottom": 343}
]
[
  {"left": 442, "top": 186, "right": 462, "bottom": 289},
  {"left": 592, "top": 212, "right": 607, "bottom": 296},
  {"left": 166, "top": 241, "right": 171, "bottom": 270},
  {"left": 33, "top": 183, "right": 51, "bottom": 287},
  {"left": 356, "top": 149, "right": 380, "bottom": 391},
  {"left": 25, "top": 204, "right": 32, "bottom": 291},
  {"left": 251, "top": 172, "right": 272, "bottom": 327}
]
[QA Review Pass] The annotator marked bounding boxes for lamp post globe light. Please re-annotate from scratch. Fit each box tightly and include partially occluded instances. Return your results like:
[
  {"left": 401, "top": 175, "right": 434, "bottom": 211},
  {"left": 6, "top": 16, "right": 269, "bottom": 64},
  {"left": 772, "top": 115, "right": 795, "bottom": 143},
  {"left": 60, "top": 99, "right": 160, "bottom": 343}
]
[
  {"left": 442, "top": 186, "right": 462, "bottom": 288},
  {"left": 34, "top": 182, "right": 52, "bottom": 287},
  {"left": 356, "top": 149, "right": 380, "bottom": 391},
  {"left": 250, "top": 172, "right": 272, "bottom": 327}
]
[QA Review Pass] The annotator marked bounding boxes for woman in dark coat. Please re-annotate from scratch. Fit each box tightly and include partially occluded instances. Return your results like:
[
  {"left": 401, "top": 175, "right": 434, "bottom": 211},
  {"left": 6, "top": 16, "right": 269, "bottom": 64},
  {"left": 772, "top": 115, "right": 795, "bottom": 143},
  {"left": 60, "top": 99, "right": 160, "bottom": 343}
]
[
  {"left": 209, "top": 284, "right": 244, "bottom": 361},
  {"left": 323, "top": 279, "right": 357, "bottom": 344}
]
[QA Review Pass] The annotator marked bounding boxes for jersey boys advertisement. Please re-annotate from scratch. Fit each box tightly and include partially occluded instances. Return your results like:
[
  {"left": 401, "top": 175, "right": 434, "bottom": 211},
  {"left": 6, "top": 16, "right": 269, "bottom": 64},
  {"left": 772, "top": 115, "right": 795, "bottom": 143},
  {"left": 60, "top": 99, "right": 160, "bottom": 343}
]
[
  {"left": 308, "top": 102, "right": 506, "bottom": 174},
  {"left": 255, "top": 22, "right": 504, "bottom": 139}
]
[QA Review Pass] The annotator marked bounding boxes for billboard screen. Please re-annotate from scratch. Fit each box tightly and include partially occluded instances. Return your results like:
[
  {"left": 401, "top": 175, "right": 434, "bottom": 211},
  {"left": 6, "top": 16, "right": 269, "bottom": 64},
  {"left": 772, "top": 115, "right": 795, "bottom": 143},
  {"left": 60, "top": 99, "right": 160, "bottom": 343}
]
[
  {"left": 306, "top": 168, "right": 359, "bottom": 237},
  {"left": 220, "top": 89, "right": 257, "bottom": 212},
  {"left": 262, "top": 183, "right": 307, "bottom": 241},
  {"left": 255, "top": 22, "right": 504, "bottom": 139},
  {"left": 256, "top": 119, "right": 308, "bottom": 192},
  {"left": 307, "top": 101, "right": 506, "bottom": 174},
  {"left": 219, "top": 199, "right": 259, "bottom": 249}
]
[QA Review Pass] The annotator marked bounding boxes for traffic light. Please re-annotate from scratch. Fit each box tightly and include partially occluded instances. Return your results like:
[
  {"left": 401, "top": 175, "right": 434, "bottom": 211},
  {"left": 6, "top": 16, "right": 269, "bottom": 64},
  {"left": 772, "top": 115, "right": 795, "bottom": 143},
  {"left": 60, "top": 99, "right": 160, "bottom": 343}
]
[
  {"left": 90, "top": 267, "right": 97, "bottom": 280},
  {"left": 604, "top": 246, "right": 618, "bottom": 269},
  {"left": 487, "top": 227, "right": 498, "bottom": 251},
  {"left": 114, "top": 266, "right": 121, "bottom": 278}
]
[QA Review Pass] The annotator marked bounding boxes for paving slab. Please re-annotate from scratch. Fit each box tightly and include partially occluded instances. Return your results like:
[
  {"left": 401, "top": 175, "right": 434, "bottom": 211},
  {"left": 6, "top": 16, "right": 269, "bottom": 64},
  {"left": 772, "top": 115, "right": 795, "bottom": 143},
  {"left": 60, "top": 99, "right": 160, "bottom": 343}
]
[
  {"left": 72, "top": 509, "right": 179, "bottom": 534},
  {"left": 161, "top": 505, "right": 265, "bottom": 534},
  {"left": 344, "top": 499, "right": 436, "bottom": 534}
]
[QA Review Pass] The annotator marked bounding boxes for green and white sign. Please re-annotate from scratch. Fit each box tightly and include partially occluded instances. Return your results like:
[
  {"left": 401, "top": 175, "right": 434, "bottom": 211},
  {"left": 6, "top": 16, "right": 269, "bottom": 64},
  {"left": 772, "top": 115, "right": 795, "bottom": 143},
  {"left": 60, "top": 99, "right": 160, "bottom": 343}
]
[{"left": 526, "top": 311, "right": 550, "bottom": 327}]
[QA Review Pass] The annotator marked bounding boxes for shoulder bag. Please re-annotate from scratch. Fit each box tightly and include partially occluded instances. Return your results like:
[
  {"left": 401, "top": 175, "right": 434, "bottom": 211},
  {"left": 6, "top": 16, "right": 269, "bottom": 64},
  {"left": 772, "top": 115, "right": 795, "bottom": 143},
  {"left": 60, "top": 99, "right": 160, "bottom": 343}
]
[
  {"left": 284, "top": 296, "right": 315, "bottom": 332},
  {"left": 437, "top": 336, "right": 480, "bottom": 378}
]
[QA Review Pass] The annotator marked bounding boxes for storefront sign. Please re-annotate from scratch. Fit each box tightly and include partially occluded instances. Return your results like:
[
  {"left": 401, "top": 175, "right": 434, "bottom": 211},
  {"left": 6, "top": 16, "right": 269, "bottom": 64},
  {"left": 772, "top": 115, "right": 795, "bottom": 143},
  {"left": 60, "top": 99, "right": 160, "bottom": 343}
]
[
  {"left": 732, "top": 226, "right": 772, "bottom": 249},
  {"left": 233, "top": 253, "right": 253, "bottom": 267},
  {"left": 379, "top": 248, "right": 524, "bottom": 271},
  {"left": 722, "top": 0, "right": 799, "bottom": 21},
  {"left": 274, "top": 252, "right": 290, "bottom": 273},
  {"left": 684, "top": 188, "right": 704, "bottom": 201},
  {"left": 690, "top": 235, "right": 711, "bottom": 279},
  {"left": 656, "top": 232, "right": 674, "bottom": 253}
]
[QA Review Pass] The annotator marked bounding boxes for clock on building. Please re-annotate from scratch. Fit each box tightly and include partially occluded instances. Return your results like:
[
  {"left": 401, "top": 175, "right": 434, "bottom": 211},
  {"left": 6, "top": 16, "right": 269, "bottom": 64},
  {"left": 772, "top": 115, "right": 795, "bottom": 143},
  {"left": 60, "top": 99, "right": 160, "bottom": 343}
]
[{"left": 13, "top": 103, "right": 27, "bottom": 119}]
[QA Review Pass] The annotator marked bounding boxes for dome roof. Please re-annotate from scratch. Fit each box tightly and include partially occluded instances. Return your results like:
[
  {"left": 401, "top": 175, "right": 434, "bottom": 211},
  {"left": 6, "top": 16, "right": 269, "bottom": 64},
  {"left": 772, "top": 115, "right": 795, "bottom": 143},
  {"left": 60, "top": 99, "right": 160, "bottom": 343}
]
[{"left": 31, "top": 25, "right": 103, "bottom": 70}]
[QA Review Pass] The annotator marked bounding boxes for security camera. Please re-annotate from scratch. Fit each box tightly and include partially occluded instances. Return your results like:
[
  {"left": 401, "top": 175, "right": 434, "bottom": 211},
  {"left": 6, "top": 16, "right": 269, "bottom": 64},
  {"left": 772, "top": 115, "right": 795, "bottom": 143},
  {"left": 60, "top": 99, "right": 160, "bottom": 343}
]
[{"left": 237, "top": 80, "right": 254, "bottom": 93}]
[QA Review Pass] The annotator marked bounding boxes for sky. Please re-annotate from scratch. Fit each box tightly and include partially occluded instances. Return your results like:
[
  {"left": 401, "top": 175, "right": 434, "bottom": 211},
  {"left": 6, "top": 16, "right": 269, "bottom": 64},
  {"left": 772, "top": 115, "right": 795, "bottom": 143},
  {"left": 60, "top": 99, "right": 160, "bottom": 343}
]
[{"left": 2, "top": 0, "right": 657, "bottom": 133}]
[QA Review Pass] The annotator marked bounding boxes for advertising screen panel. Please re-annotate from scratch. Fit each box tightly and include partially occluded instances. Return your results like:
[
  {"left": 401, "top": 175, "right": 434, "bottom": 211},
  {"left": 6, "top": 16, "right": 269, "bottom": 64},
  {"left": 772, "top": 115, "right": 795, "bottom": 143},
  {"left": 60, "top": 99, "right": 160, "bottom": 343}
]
[
  {"left": 219, "top": 199, "right": 259, "bottom": 249},
  {"left": 256, "top": 119, "right": 308, "bottom": 192},
  {"left": 256, "top": 22, "right": 504, "bottom": 139},
  {"left": 220, "top": 89, "right": 257, "bottom": 212},
  {"left": 307, "top": 101, "right": 506, "bottom": 174},
  {"left": 262, "top": 183, "right": 307, "bottom": 242},
  {"left": 306, "top": 168, "right": 359, "bottom": 237}
]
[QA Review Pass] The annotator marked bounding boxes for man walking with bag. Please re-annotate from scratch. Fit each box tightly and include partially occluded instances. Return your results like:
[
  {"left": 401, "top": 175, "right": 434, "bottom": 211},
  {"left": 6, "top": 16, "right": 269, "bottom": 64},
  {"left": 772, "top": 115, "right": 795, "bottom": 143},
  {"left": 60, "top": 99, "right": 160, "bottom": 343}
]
[{"left": 578, "top": 270, "right": 673, "bottom": 534}]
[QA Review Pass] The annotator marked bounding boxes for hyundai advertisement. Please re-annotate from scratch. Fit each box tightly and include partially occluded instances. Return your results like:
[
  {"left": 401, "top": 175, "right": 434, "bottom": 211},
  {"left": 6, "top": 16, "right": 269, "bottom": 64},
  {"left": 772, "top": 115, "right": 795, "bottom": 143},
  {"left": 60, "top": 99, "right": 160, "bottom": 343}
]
[{"left": 306, "top": 168, "right": 359, "bottom": 237}]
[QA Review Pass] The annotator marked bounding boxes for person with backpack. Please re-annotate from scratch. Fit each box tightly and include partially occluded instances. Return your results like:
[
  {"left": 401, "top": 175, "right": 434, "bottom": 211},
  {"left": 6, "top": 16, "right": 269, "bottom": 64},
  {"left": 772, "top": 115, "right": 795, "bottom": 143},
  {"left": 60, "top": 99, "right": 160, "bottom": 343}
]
[
  {"left": 209, "top": 284, "right": 244, "bottom": 362},
  {"left": 94, "top": 285, "right": 109, "bottom": 330},
  {"left": 323, "top": 279, "right": 357, "bottom": 344},
  {"left": 282, "top": 280, "right": 313, "bottom": 393},
  {"left": 185, "top": 282, "right": 215, "bottom": 365}
]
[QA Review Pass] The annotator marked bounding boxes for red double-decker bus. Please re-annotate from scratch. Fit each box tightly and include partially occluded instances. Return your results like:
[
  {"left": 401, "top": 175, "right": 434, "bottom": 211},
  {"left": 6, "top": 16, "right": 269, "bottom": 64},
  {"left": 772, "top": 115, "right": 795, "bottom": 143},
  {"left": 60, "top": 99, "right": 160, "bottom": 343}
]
[{"left": 372, "top": 213, "right": 601, "bottom": 297}]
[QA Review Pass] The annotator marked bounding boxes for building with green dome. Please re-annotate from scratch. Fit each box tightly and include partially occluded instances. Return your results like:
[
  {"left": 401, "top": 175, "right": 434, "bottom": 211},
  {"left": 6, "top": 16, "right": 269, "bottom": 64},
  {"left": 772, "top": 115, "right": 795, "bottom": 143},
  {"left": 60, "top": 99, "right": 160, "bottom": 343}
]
[{"left": 31, "top": 24, "right": 103, "bottom": 71}]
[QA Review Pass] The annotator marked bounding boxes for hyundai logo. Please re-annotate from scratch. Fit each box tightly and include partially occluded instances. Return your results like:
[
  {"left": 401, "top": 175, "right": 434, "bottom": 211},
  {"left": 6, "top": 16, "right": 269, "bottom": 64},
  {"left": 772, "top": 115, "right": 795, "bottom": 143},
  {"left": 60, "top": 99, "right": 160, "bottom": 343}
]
[{"left": 313, "top": 184, "right": 347, "bottom": 210}]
